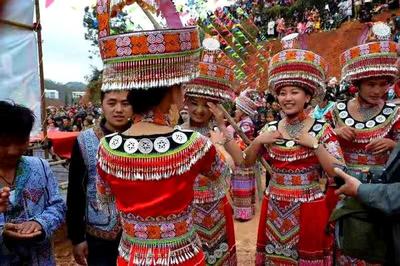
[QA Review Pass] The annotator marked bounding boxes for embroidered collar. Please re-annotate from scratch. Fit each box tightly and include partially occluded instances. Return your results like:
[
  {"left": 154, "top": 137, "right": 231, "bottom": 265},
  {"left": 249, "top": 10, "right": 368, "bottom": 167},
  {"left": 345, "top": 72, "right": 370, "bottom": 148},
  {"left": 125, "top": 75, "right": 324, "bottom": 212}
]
[{"left": 98, "top": 129, "right": 213, "bottom": 180}]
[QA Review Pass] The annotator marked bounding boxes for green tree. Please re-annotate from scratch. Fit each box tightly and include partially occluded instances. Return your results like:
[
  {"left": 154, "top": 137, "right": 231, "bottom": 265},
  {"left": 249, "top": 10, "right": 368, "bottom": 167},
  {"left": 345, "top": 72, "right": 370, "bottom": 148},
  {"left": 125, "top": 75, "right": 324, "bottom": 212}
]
[{"left": 85, "top": 67, "right": 102, "bottom": 104}]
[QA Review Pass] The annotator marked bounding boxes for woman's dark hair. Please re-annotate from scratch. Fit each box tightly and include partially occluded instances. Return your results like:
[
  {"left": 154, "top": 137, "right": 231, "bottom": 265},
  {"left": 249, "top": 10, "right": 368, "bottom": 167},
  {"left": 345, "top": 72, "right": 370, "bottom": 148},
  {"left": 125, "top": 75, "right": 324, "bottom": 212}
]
[
  {"left": 127, "top": 86, "right": 173, "bottom": 114},
  {"left": 0, "top": 101, "right": 35, "bottom": 141}
]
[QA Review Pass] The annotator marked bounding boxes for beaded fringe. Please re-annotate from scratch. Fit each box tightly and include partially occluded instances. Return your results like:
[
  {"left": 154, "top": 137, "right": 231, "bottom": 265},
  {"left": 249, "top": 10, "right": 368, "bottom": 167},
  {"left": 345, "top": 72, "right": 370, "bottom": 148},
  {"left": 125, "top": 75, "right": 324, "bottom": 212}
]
[
  {"left": 119, "top": 233, "right": 202, "bottom": 266},
  {"left": 102, "top": 53, "right": 201, "bottom": 91},
  {"left": 98, "top": 134, "right": 212, "bottom": 180},
  {"left": 350, "top": 109, "right": 400, "bottom": 144},
  {"left": 266, "top": 188, "right": 324, "bottom": 203}
]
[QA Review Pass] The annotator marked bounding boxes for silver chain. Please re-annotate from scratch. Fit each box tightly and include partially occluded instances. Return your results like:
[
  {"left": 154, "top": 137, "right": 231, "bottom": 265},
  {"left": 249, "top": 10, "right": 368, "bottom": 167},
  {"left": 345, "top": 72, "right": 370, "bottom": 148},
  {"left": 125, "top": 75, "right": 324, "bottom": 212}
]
[
  {"left": 358, "top": 104, "right": 381, "bottom": 121},
  {"left": 284, "top": 120, "right": 305, "bottom": 139}
]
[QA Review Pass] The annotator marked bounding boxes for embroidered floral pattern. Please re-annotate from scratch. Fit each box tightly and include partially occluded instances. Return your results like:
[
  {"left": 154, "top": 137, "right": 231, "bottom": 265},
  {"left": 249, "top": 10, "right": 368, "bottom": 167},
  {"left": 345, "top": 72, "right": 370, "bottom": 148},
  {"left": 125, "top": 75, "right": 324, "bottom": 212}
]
[
  {"left": 116, "top": 36, "right": 132, "bottom": 56},
  {"left": 148, "top": 33, "right": 166, "bottom": 53}
]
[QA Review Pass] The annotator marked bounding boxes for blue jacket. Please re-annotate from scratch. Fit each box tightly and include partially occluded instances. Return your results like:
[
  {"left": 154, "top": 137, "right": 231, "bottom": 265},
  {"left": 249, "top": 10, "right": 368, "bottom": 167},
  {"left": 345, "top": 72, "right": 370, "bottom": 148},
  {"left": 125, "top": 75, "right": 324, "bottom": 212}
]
[{"left": 0, "top": 156, "right": 66, "bottom": 266}]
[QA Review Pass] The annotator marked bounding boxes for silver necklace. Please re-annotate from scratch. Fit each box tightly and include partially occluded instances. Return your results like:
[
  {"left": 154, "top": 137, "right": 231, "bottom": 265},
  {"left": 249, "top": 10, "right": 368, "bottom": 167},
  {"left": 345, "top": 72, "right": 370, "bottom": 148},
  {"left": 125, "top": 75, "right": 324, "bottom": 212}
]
[
  {"left": 358, "top": 103, "right": 381, "bottom": 121},
  {"left": 284, "top": 119, "right": 306, "bottom": 139}
]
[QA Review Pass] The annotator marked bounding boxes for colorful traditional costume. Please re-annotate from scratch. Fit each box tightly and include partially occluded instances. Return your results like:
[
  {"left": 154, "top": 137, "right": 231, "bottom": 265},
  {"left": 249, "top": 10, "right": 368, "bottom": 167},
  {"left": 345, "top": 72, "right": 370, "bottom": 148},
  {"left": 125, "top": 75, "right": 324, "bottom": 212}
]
[
  {"left": 327, "top": 23, "right": 400, "bottom": 266},
  {"left": 255, "top": 47, "right": 343, "bottom": 265},
  {"left": 95, "top": 2, "right": 231, "bottom": 265},
  {"left": 229, "top": 90, "right": 261, "bottom": 221},
  {"left": 184, "top": 38, "right": 237, "bottom": 266}
]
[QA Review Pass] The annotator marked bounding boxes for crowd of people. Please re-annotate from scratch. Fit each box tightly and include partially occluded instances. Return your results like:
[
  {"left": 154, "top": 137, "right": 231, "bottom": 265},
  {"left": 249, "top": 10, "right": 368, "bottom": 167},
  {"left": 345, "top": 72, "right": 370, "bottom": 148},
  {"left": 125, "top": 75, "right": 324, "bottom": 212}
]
[
  {"left": 207, "top": 0, "right": 400, "bottom": 41},
  {"left": 46, "top": 102, "right": 101, "bottom": 132},
  {"left": 1, "top": 1, "right": 400, "bottom": 266}
]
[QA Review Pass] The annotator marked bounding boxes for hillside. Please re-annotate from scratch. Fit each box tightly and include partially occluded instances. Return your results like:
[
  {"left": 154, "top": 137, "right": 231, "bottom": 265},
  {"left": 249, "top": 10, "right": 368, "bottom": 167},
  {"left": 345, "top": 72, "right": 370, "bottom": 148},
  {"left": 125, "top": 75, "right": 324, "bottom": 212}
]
[
  {"left": 270, "top": 9, "right": 400, "bottom": 79},
  {"left": 44, "top": 80, "right": 87, "bottom": 105}
]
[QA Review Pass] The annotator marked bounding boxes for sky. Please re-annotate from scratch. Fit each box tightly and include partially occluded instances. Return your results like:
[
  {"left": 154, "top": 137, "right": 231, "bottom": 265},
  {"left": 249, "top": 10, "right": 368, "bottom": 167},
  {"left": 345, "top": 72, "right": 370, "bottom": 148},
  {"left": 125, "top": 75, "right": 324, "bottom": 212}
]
[
  {"left": 40, "top": 0, "right": 234, "bottom": 84},
  {"left": 41, "top": 0, "right": 100, "bottom": 84}
]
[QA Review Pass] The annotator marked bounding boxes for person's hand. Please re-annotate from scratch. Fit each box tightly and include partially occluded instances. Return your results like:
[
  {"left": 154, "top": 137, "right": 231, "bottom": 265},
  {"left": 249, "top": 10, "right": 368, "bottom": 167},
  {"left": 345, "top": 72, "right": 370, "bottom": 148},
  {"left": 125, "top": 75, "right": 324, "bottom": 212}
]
[
  {"left": 0, "top": 187, "right": 10, "bottom": 213},
  {"left": 334, "top": 126, "right": 355, "bottom": 141},
  {"left": 365, "top": 138, "right": 396, "bottom": 155},
  {"left": 3, "top": 221, "right": 43, "bottom": 239},
  {"left": 255, "top": 130, "right": 282, "bottom": 145},
  {"left": 207, "top": 102, "right": 225, "bottom": 127},
  {"left": 73, "top": 241, "right": 89, "bottom": 266},
  {"left": 334, "top": 167, "right": 362, "bottom": 197},
  {"left": 209, "top": 129, "right": 226, "bottom": 145},
  {"left": 294, "top": 133, "right": 318, "bottom": 149}
]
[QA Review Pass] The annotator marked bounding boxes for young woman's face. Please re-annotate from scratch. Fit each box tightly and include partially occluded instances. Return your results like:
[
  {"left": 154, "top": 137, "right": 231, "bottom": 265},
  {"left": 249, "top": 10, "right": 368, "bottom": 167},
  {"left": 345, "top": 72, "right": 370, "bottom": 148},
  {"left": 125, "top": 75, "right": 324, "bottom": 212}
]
[
  {"left": 277, "top": 86, "right": 310, "bottom": 116},
  {"left": 186, "top": 97, "right": 213, "bottom": 125},
  {"left": 358, "top": 78, "right": 390, "bottom": 105}
]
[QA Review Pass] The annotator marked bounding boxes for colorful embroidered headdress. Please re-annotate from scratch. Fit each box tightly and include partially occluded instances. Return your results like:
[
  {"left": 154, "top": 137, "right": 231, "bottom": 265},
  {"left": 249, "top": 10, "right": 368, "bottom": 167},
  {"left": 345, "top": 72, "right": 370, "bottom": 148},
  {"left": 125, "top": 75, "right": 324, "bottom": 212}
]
[
  {"left": 340, "top": 22, "right": 399, "bottom": 83},
  {"left": 96, "top": 0, "right": 201, "bottom": 91},
  {"left": 184, "top": 38, "right": 235, "bottom": 102},
  {"left": 235, "top": 89, "right": 263, "bottom": 118},
  {"left": 268, "top": 33, "right": 328, "bottom": 100}
]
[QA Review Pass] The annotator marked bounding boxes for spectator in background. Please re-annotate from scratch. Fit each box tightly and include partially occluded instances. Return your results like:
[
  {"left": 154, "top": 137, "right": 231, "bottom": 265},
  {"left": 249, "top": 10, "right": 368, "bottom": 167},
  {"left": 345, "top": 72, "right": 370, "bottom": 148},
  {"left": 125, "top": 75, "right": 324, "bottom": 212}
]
[
  {"left": 61, "top": 117, "right": 72, "bottom": 132},
  {"left": 47, "top": 118, "right": 59, "bottom": 132},
  {"left": 267, "top": 18, "right": 276, "bottom": 37},
  {"left": 82, "top": 116, "right": 94, "bottom": 131},
  {"left": 276, "top": 17, "right": 286, "bottom": 38},
  {"left": 265, "top": 110, "right": 276, "bottom": 123},
  {"left": 354, "top": 0, "right": 362, "bottom": 20},
  {"left": 0, "top": 101, "right": 66, "bottom": 265}
]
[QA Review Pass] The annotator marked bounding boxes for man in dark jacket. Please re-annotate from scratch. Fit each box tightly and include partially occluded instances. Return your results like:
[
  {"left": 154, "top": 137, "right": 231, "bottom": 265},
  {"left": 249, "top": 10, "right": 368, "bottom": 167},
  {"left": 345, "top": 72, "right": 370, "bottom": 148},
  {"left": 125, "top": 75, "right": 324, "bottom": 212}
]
[
  {"left": 67, "top": 91, "right": 132, "bottom": 266},
  {"left": 334, "top": 143, "right": 400, "bottom": 265}
]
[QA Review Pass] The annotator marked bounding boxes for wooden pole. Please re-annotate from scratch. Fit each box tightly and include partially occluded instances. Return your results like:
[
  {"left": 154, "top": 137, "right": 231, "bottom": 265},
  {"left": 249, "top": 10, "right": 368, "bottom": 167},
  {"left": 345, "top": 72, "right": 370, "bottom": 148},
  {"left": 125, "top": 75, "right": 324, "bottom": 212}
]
[
  {"left": 34, "top": 0, "right": 49, "bottom": 159},
  {"left": 0, "top": 19, "right": 35, "bottom": 30}
]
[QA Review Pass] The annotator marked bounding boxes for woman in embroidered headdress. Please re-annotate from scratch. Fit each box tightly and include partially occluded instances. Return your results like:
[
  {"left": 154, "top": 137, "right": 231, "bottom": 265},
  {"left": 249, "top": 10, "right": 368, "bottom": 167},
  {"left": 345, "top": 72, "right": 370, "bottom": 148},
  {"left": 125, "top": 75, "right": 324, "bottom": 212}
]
[
  {"left": 183, "top": 38, "right": 237, "bottom": 266},
  {"left": 240, "top": 44, "right": 345, "bottom": 264},
  {"left": 228, "top": 89, "right": 263, "bottom": 221},
  {"left": 95, "top": 2, "right": 231, "bottom": 265},
  {"left": 326, "top": 22, "right": 400, "bottom": 265}
]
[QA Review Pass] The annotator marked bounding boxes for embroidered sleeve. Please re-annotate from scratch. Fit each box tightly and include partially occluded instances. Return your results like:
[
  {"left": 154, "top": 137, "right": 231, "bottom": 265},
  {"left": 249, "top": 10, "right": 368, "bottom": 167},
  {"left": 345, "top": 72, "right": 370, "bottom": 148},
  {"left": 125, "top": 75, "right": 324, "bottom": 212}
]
[
  {"left": 32, "top": 159, "right": 66, "bottom": 240},
  {"left": 320, "top": 124, "right": 344, "bottom": 162},
  {"left": 201, "top": 142, "right": 231, "bottom": 184}
]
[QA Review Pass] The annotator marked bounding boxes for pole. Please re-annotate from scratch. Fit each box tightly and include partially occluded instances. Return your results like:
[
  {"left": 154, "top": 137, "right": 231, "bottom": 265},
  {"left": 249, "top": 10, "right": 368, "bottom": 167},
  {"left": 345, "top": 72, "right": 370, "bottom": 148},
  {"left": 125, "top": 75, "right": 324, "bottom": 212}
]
[{"left": 34, "top": 0, "right": 49, "bottom": 159}]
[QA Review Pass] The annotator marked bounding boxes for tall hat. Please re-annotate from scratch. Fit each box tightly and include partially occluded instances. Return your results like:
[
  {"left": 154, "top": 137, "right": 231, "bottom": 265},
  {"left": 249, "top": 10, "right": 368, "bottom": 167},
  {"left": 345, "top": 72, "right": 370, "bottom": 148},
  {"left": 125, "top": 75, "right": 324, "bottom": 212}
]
[
  {"left": 235, "top": 89, "right": 263, "bottom": 118},
  {"left": 340, "top": 22, "right": 399, "bottom": 83},
  {"left": 184, "top": 38, "right": 235, "bottom": 102},
  {"left": 268, "top": 33, "right": 328, "bottom": 100},
  {"left": 96, "top": 0, "right": 202, "bottom": 92}
]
